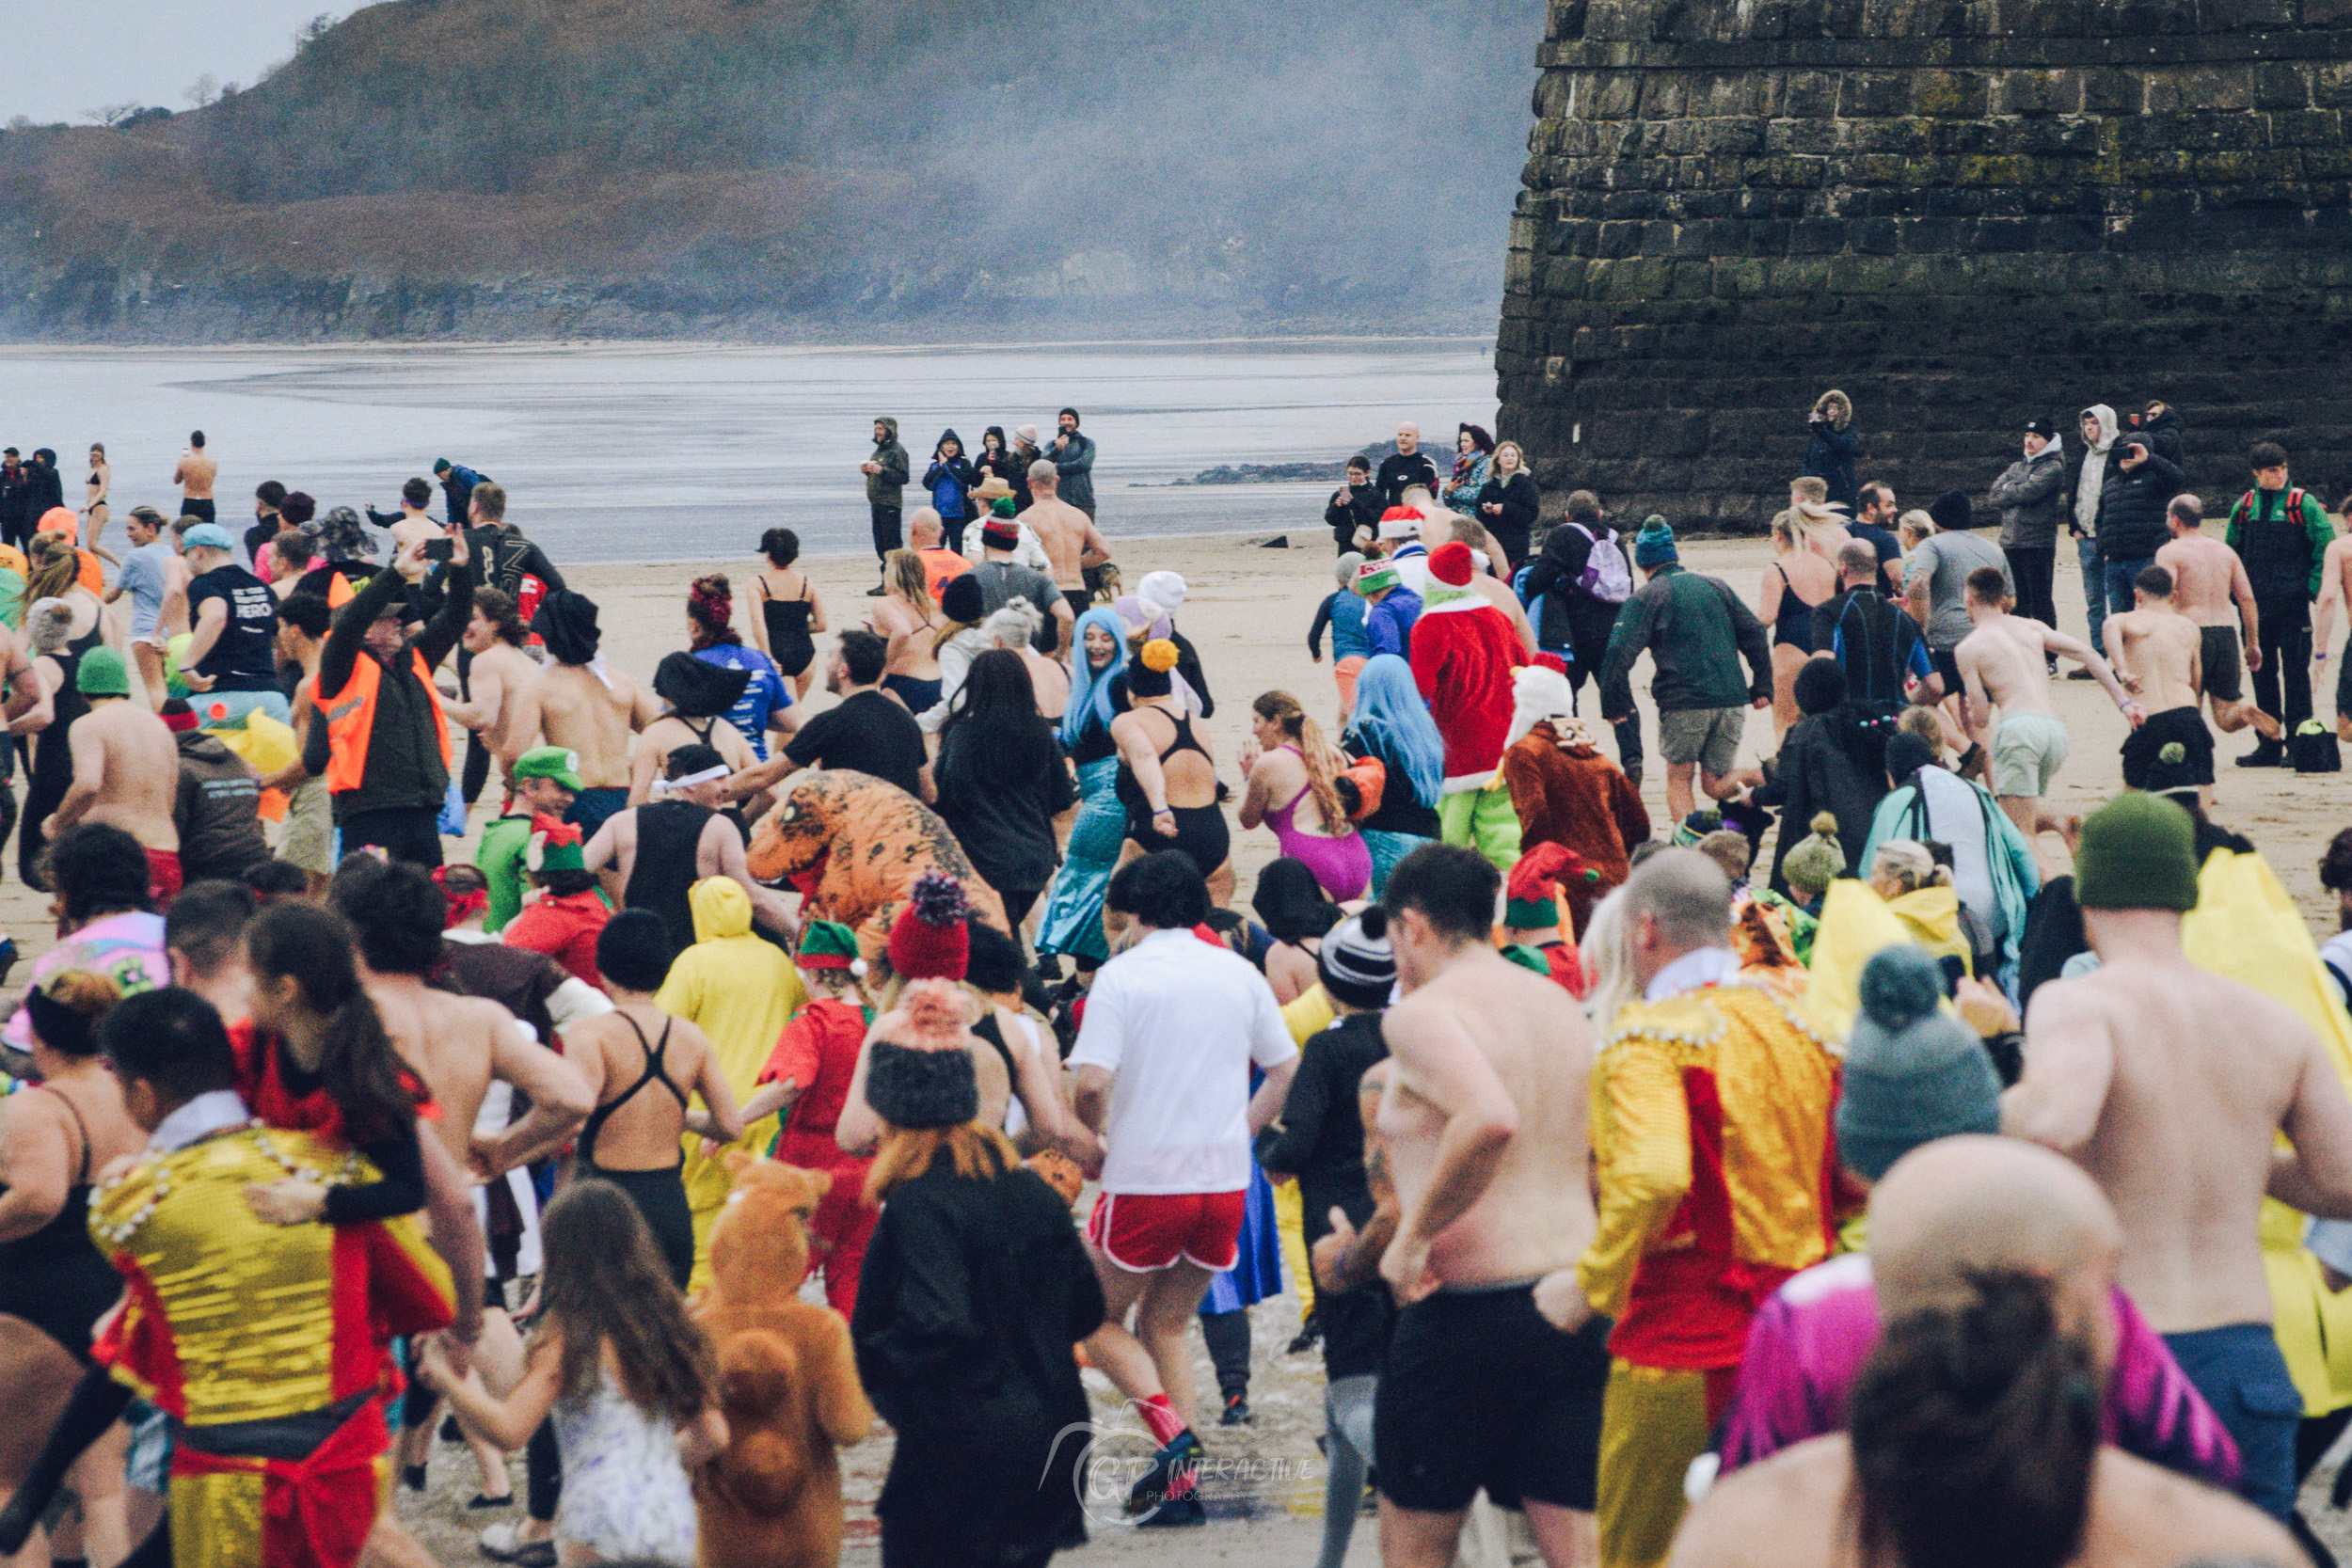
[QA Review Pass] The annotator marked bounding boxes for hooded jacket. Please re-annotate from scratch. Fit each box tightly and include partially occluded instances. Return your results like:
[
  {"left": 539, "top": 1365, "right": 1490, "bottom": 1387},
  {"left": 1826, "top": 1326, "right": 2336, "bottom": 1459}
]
[
  {"left": 1989, "top": 439, "right": 2069, "bottom": 550},
  {"left": 174, "top": 729, "right": 272, "bottom": 883},
  {"left": 2095, "top": 436, "right": 2184, "bottom": 563},
  {"left": 1803, "top": 391, "right": 1858, "bottom": 512},
  {"left": 866, "top": 418, "right": 910, "bottom": 506},
  {"left": 2074, "top": 405, "right": 2117, "bottom": 537},
  {"left": 924, "top": 430, "right": 977, "bottom": 521},
  {"left": 2141, "top": 405, "right": 2185, "bottom": 467},
  {"left": 1053, "top": 427, "right": 1098, "bottom": 516}
]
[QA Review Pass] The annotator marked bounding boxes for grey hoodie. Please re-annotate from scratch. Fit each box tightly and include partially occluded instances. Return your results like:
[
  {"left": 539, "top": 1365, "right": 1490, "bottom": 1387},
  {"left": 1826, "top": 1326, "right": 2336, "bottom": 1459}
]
[{"left": 2074, "top": 404, "right": 2117, "bottom": 536}]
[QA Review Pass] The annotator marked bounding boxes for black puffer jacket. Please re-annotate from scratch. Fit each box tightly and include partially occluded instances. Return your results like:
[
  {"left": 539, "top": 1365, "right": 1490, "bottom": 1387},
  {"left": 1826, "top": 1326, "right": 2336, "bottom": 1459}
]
[{"left": 2094, "top": 437, "right": 2183, "bottom": 562}]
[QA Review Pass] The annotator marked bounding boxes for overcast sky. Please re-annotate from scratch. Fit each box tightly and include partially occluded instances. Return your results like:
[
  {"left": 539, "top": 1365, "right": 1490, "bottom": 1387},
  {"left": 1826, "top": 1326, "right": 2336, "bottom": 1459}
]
[{"left": 0, "top": 0, "right": 364, "bottom": 124}]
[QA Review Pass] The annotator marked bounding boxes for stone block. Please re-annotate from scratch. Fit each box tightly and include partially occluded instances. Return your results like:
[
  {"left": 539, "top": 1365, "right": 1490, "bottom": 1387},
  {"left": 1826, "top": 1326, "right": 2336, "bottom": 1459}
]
[{"left": 1841, "top": 71, "right": 1914, "bottom": 115}]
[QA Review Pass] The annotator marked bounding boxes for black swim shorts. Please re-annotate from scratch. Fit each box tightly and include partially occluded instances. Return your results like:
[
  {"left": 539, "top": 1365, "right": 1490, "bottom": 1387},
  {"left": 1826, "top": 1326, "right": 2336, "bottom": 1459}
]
[
  {"left": 1374, "top": 1281, "right": 1612, "bottom": 1513},
  {"left": 2200, "top": 625, "right": 2245, "bottom": 705},
  {"left": 2121, "top": 705, "right": 2215, "bottom": 792}
]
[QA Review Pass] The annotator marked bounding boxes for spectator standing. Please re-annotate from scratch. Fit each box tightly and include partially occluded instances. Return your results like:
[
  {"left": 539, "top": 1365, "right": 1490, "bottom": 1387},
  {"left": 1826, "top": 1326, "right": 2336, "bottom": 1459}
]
[
  {"left": 0, "top": 451, "right": 30, "bottom": 551},
  {"left": 2092, "top": 431, "right": 2184, "bottom": 662},
  {"left": 1050, "top": 408, "right": 1099, "bottom": 518},
  {"left": 862, "top": 418, "right": 911, "bottom": 594},
  {"left": 971, "top": 425, "right": 1023, "bottom": 499},
  {"left": 1326, "top": 456, "right": 1382, "bottom": 555},
  {"left": 1802, "top": 390, "right": 1858, "bottom": 514},
  {"left": 1441, "top": 425, "right": 1495, "bottom": 517},
  {"left": 2074, "top": 404, "right": 2122, "bottom": 657},
  {"left": 164, "top": 698, "right": 270, "bottom": 885},
  {"left": 2140, "top": 399, "right": 2186, "bottom": 465},
  {"left": 1474, "top": 440, "right": 1539, "bottom": 571},
  {"left": 1598, "top": 520, "right": 1773, "bottom": 828},
  {"left": 2225, "top": 441, "right": 2334, "bottom": 767},
  {"left": 1375, "top": 423, "right": 1440, "bottom": 509},
  {"left": 1989, "top": 418, "right": 2069, "bottom": 631},
  {"left": 1521, "top": 490, "right": 1641, "bottom": 784},
  {"left": 923, "top": 431, "right": 977, "bottom": 554},
  {"left": 1009, "top": 425, "right": 1046, "bottom": 509},
  {"left": 431, "top": 459, "right": 486, "bottom": 536},
  {"left": 23, "top": 451, "right": 64, "bottom": 533}
]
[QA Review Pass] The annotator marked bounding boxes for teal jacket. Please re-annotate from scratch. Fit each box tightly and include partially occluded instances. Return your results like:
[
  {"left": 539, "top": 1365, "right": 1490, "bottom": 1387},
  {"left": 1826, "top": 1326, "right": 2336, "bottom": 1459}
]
[{"left": 1862, "top": 764, "right": 2042, "bottom": 978}]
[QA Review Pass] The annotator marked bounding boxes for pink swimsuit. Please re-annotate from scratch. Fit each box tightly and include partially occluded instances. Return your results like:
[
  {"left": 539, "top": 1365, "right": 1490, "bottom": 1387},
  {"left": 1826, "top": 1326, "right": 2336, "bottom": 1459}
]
[{"left": 1267, "top": 747, "right": 1372, "bottom": 901}]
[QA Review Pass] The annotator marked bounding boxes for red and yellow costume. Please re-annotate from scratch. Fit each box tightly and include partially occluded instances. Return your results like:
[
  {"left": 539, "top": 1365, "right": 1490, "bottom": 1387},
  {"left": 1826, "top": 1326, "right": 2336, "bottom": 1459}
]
[
  {"left": 1576, "top": 980, "right": 1850, "bottom": 1568},
  {"left": 89, "top": 1122, "right": 454, "bottom": 1568}
]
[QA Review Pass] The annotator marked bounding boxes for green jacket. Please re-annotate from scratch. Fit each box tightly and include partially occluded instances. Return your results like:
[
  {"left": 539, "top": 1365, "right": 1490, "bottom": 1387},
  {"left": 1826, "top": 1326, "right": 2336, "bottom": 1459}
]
[
  {"left": 477, "top": 814, "right": 533, "bottom": 932},
  {"left": 2226, "top": 484, "right": 2334, "bottom": 600},
  {"left": 1597, "top": 563, "right": 1773, "bottom": 716}
]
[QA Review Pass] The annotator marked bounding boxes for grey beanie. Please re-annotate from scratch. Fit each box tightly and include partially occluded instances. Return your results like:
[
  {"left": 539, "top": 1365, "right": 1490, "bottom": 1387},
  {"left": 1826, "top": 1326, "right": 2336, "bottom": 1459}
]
[{"left": 1836, "top": 945, "right": 2001, "bottom": 1181}]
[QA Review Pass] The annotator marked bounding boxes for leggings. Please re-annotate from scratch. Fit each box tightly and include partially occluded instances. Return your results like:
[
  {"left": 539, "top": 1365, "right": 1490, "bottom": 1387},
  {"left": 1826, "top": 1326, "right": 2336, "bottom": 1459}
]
[
  {"left": 1314, "top": 1375, "right": 1377, "bottom": 1568},
  {"left": 1199, "top": 1307, "right": 1251, "bottom": 1404},
  {"left": 1001, "top": 888, "right": 1041, "bottom": 929}
]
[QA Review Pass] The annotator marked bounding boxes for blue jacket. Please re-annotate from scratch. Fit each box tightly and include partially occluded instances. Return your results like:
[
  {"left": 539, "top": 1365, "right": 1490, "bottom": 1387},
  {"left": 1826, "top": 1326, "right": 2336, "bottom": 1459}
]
[
  {"left": 1365, "top": 588, "right": 1423, "bottom": 658},
  {"left": 925, "top": 455, "right": 977, "bottom": 519},
  {"left": 1803, "top": 424, "right": 1858, "bottom": 513}
]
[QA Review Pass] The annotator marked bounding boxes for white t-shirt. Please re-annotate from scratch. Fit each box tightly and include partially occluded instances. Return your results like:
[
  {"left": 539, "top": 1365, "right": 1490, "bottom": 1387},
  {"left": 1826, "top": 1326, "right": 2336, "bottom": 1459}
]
[{"left": 1068, "top": 927, "right": 1298, "bottom": 1195}]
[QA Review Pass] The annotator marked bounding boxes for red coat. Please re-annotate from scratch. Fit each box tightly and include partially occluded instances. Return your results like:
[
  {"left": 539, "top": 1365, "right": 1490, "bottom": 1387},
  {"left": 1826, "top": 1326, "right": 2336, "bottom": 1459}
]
[{"left": 1409, "top": 591, "right": 1523, "bottom": 792}]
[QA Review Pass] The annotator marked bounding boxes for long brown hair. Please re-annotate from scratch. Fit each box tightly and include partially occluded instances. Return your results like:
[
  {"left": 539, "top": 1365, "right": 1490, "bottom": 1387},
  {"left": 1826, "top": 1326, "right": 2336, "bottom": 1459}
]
[
  {"left": 26, "top": 534, "right": 78, "bottom": 604},
  {"left": 535, "top": 1180, "right": 717, "bottom": 1421},
  {"left": 1252, "top": 689, "right": 1350, "bottom": 836},
  {"left": 1849, "top": 1269, "right": 2100, "bottom": 1568},
  {"left": 865, "top": 1120, "right": 1020, "bottom": 1206}
]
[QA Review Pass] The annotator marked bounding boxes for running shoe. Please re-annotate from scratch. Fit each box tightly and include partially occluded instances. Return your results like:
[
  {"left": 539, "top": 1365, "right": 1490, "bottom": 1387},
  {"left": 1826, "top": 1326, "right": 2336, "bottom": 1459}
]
[
  {"left": 1136, "top": 1494, "right": 1208, "bottom": 1528},
  {"left": 1126, "top": 1429, "right": 1205, "bottom": 1514},
  {"left": 479, "top": 1523, "right": 557, "bottom": 1568},
  {"left": 1219, "top": 1395, "right": 1253, "bottom": 1427}
]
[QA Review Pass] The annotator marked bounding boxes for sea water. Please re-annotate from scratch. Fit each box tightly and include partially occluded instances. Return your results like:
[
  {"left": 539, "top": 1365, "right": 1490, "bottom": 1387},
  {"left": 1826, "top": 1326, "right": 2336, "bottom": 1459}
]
[{"left": 8, "top": 338, "right": 1494, "bottom": 563}]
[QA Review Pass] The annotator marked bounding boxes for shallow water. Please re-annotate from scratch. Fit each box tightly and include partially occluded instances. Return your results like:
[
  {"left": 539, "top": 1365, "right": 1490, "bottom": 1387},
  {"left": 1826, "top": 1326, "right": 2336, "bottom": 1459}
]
[{"left": 10, "top": 338, "right": 1495, "bottom": 563}]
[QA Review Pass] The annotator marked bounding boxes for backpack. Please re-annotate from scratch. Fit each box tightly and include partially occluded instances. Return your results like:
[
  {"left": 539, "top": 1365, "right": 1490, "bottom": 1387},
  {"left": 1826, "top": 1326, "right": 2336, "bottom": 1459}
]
[
  {"left": 1566, "top": 522, "right": 1633, "bottom": 605},
  {"left": 2293, "top": 718, "right": 2342, "bottom": 775}
]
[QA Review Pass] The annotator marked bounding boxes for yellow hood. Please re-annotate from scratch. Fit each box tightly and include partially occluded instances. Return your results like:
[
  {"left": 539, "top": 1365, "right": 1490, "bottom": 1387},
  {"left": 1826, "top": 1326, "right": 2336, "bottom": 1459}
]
[{"left": 689, "top": 876, "right": 753, "bottom": 943}]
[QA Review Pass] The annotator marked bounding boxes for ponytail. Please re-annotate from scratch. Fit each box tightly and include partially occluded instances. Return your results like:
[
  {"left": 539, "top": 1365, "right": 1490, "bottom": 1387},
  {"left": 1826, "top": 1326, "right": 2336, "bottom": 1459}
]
[
  {"left": 1253, "top": 689, "right": 1352, "bottom": 837},
  {"left": 1849, "top": 1269, "right": 2101, "bottom": 1568},
  {"left": 246, "top": 900, "right": 421, "bottom": 1144}
]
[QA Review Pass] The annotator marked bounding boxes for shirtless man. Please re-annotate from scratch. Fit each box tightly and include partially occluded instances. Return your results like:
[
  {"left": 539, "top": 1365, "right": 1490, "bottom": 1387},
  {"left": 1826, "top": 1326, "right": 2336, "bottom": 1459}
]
[
  {"left": 49, "top": 647, "right": 183, "bottom": 900},
  {"left": 438, "top": 588, "right": 539, "bottom": 799},
  {"left": 368, "top": 477, "right": 444, "bottom": 558},
  {"left": 503, "top": 587, "right": 654, "bottom": 838},
  {"left": 1370, "top": 844, "right": 1601, "bottom": 1568},
  {"left": 2307, "top": 490, "right": 2352, "bottom": 740},
  {"left": 2004, "top": 791, "right": 2352, "bottom": 1524},
  {"left": 583, "top": 746, "right": 796, "bottom": 939},
  {"left": 2153, "top": 493, "right": 2276, "bottom": 739},
  {"left": 170, "top": 430, "right": 217, "bottom": 526},
  {"left": 1022, "top": 460, "right": 1113, "bottom": 636},
  {"left": 2103, "top": 565, "right": 2219, "bottom": 804},
  {"left": 1672, "top": 1136, "right": 2300, "bottom": 1568},
  {"left": 1953, "top": 565, "right": 2141, "bottom": 859}
]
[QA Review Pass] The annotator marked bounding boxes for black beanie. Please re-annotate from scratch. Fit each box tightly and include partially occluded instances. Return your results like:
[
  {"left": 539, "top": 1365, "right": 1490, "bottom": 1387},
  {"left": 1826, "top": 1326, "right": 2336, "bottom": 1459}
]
[{"left": 865, "top": 1040, "right": 979, "bottom": 1130}]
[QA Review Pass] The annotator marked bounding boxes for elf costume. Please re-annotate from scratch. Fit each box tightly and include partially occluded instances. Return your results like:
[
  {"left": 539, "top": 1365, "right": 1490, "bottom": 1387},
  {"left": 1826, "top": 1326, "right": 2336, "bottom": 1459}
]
[
  {"left": 1499, "top": 842, "right": 1597, "bottom": 995},
  {"left": 1409, "top": 540, "right": 1525, "bottom": 872},
  {"left": 763, "top": 916, "right": 883, "bottom": 1316}
]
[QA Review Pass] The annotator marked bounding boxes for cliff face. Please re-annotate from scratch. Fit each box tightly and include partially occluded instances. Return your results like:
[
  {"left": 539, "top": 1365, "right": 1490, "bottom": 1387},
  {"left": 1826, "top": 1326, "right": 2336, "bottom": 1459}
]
[
  {"left": 0, "top": 0, "right": 1544, "bottom": 342},
  {"left": 1497, "top": 0, "right": 2352, "bottom": 529}
]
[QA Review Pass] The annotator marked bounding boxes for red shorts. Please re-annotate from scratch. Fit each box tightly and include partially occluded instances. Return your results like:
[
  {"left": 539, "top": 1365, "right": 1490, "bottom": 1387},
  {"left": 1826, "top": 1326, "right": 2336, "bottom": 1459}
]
[
  {"left": 1085, "top": 1190, "right": 1247, "bottom": 1274},
  {"left": 146, "top": 847, "right": 183, "bottom": 909}
]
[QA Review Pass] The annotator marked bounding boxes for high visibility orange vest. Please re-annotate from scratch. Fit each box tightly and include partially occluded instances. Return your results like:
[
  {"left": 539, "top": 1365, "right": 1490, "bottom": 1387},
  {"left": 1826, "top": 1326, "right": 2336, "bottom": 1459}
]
[{"left": 319, "top": 648, "right": 451, "bottom": 795}]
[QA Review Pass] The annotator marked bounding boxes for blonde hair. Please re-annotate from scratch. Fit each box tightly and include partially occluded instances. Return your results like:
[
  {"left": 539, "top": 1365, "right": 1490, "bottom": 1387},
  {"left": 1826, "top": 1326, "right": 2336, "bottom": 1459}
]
[
  {"left": 1252, "top": 689, "right": 1351, "bottom": 837},
  {"left": 1790, "top": 476, "right": 1830, "bottom": 505},
  {"left": 884, "top": 548, "right": 930, "bottom": 607},
  {"left": 1492, "top": 440, "right": 1526, "bottom": 475},
  {"left": 25, "top": 534, "right": 78, "bottom": 604},
  {"left": 24, "top": 597, "right": 72, "bottom": 657},
  {"left": 1870, "top": 839, "right": 1950, "bottom": 895},
  {"left": 1899, "top": 508, "right": 1939, "bottom": 540},
  {"left": 865, "top": 1120, "right": 1021, "bottom": 1206},
  {"left": 1898, "top": 705, "right": 1947, "bottom": 752},
  {"left": 1771, "top": 510, "right": 1802, "bottom": 552},
  {"left": 1580, "top": 888, "right": 1639, "bottom": 1034},
  {"left": 1448, "top": 514, "right": 1502, "bottom": 566}
]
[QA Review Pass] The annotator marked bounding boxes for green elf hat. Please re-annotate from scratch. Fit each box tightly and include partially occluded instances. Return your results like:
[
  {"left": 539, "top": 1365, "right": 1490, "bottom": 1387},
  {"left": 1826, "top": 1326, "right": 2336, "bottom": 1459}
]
[
  {"left": 799, "top": 919, "right": 866, "bottom": 978},
  {"left": 524, "top": 813, "right": 586, "bottom": 874}
]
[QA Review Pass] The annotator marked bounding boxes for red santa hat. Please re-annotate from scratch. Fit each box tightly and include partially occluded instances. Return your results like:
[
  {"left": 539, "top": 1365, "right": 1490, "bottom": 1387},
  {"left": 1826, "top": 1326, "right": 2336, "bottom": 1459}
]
[{"left": 1429, "top": 541, "right": 1475, "bottom": 586}]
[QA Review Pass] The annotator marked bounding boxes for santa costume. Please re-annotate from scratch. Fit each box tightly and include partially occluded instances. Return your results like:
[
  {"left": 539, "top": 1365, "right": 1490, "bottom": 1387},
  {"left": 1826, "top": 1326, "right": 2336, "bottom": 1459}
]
[{"left": 1408, "top": 540, "right": 1526, "bottom": 872}]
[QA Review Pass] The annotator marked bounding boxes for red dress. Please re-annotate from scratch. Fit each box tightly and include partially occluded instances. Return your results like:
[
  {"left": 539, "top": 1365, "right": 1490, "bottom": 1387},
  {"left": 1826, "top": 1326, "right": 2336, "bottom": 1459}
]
[{"left": 761, "top": 997, "right": 877, "bottom": 1316}]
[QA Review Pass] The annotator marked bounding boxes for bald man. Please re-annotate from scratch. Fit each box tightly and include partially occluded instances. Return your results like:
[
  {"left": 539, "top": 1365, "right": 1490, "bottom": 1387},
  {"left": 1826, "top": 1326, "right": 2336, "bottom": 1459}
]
[
  {"left": 1715, "top": 1136, "right": 2240, "bottom": 1491},
  {"left": 1672, "top": 1137, "right": 2299, "bottom": 1568},
  {"left": 2005, "top": 791, "right": 2352, "bottom": 1523}
]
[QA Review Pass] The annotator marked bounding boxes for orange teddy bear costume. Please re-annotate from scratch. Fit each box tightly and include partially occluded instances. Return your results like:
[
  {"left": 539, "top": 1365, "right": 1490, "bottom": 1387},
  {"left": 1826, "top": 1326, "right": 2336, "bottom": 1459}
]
[
  {"left": 744, "top": 770, "right": 1009, "bottom": 968},
  {"left": 692, "top": 1156, "right": 875, "bottom": 1568}
]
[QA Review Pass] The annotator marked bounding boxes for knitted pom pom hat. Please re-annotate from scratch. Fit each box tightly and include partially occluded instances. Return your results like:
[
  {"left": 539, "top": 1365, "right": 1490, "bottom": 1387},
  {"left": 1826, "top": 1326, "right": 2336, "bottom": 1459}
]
[
  {"left": 1781, "top": 812, "right": 1847, "bottom": 899},
  {"left": 864, "top": 978, "right": 981, "bottom": 1130},
  {"left": 887, "top": 873, "right": 972, "bottom": 981},
  {"left": 1836, "top": 945, "right": 2002, "bottom": 1181}
]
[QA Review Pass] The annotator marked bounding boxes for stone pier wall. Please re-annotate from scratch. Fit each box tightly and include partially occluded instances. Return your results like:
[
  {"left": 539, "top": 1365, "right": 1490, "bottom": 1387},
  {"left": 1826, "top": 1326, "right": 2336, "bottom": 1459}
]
[{"left": 1496, "top": 0, "right": 2352, "bottom": 531}]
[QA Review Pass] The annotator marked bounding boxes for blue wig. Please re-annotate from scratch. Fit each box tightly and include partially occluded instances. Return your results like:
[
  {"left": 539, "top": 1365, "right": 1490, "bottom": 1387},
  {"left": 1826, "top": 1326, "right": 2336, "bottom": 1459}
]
[
  {"left": 1343, "top": 655, "right": 1444, "bottom": 806},
  {"left": 1061, "top": 608, "right": 1132, "bottom": 746}
]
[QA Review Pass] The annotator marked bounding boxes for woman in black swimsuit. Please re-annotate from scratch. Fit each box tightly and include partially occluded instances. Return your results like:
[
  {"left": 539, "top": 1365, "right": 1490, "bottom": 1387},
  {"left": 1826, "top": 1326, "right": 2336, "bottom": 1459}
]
[
  {"left": 752, "top": 527, "right": 828, "bottom": 699},
  {"left": 0, "top": 969, "right": 140, "bottom": 1563},
  {"left": 1112, "top": 637, "right": 1233, "bottom": 903},
  {"left": 1761, "top": 509, "right": 1839, "bottom": 737},
  {"left": 19, "top": 596, "right": 95, "bottom": 890},
  {"left": 566, "top": 911, "right": 745, "bottom": 1289}
]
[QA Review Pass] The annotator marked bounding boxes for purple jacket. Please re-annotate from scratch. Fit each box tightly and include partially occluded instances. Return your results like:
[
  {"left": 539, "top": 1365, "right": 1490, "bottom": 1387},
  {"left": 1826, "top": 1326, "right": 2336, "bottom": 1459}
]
[{"left": 1717, "top": 1253, "right": 2241, "bottom": 1491}]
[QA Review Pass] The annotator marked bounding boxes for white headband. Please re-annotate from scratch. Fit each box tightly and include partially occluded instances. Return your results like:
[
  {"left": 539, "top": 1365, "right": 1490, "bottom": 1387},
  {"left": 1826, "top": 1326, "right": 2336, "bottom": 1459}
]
[{"left": 655, "top": 763, "right": 730, "bottom": 795}]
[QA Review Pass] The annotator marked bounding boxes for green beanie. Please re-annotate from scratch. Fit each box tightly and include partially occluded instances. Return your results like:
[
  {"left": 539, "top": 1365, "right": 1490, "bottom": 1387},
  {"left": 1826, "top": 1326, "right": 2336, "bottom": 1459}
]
[
  {"left": 1781, "top": 812, "right": 1847, "bottom": 898},
  {"left": 2074, "top": 793, "right": 2200, "bottom": 911},
  {"left": 76, "top": 646, "right": 132, "bottom": 698}
]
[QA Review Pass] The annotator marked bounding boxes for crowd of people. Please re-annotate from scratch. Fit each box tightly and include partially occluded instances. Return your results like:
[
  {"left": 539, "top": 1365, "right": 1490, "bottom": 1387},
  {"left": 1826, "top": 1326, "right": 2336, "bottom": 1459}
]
[{"left": 0, "top": 397, "right": 2347, "bottom": 1568}]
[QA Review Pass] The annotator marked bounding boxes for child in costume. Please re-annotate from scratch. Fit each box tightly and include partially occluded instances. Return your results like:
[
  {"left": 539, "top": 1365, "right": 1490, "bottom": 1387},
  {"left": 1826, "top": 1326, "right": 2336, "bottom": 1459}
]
[
  {"left": 1497, "top": 842, "right": 1597, "bottom": 995},
  {"left": 738, "top": 918, "right": 878, "bottom": 1317}
]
